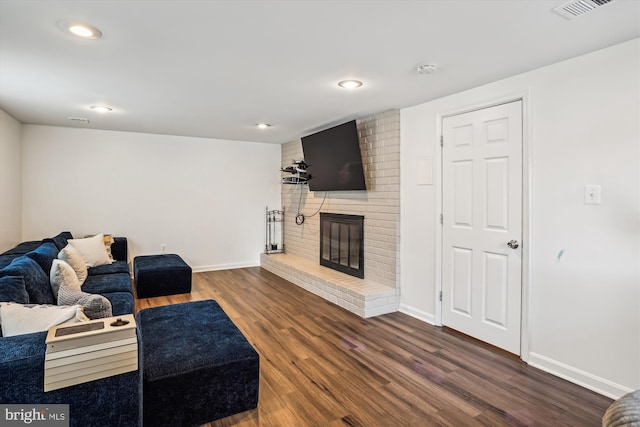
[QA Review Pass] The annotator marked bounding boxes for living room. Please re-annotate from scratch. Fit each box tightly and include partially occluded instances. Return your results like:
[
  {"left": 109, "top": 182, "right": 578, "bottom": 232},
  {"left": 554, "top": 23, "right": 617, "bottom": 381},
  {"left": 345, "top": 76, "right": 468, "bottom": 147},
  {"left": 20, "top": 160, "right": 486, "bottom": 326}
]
[{"left": 1, "top": 1, "right": 638, "bottom": 426}]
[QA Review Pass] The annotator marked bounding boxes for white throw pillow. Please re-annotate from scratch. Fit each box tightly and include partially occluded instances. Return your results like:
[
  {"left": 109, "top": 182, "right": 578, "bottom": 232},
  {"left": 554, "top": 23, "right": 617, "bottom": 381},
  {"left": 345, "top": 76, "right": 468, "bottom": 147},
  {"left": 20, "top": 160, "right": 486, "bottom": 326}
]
[
  {"left": 83, "top": 234, "right": 115, "bottom": 262},
  {"left": 68, "top": 233, "right": 112, "bottom": 268},
  {"left": 50, "top": 259, "right": 81, "bottom": 300},
  {"left": 58, "top": 244, "right": 88, "bottom": 284},
  {"left": 0, "top": 302, "right": 88, "bottom": 337}
]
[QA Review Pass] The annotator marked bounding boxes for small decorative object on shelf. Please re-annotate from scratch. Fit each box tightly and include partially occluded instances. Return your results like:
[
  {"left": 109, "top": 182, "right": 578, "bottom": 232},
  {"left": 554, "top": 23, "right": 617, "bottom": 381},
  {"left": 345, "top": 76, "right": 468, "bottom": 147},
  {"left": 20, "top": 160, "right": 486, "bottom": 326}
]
[
  {"left": 281, "top": 159, "right": 307, "bottom": 184},
  {"left": 265, "top": 207, "right": 284, "bottom": 254}
]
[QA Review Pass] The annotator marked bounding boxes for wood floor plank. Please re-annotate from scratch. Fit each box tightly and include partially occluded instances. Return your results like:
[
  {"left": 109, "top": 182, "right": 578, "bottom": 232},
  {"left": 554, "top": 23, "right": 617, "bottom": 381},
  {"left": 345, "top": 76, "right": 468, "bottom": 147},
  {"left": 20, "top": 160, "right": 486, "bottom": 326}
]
[{"left": 134, "top": 267, "right": 612, "bottom": 426}]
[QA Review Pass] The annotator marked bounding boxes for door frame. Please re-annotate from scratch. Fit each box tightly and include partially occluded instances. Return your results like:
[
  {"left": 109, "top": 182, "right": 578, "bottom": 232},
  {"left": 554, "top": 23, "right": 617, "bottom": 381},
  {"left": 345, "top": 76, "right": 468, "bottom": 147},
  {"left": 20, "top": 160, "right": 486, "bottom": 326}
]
[{"left": 434, "top": 90, "right": 532, "bottom": 361}]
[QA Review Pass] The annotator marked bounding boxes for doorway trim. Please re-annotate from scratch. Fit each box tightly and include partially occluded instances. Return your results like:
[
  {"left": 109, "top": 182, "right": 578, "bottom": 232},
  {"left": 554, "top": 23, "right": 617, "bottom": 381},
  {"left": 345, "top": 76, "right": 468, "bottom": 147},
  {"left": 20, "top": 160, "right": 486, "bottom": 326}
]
[{"left": 434, "top": 90, "right": 532, "bottom": 361}]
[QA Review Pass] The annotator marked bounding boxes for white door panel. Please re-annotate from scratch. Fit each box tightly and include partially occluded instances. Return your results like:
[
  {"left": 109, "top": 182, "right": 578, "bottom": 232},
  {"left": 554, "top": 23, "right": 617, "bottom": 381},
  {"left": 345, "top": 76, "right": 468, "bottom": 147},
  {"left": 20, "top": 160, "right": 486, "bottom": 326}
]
[
  {"left": 442, "top": 100, "right": 522, "bottom": 355},
  {"left": 451, "top": 246, "right": 473, "bottom": 316}
]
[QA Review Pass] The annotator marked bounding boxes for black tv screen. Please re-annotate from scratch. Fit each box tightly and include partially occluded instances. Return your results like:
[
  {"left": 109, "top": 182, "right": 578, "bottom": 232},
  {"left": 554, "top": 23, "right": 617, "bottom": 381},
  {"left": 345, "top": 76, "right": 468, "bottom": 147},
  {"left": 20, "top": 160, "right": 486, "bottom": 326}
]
[{"left": 301, "top": 120, "right": 366, "bottom": 191}]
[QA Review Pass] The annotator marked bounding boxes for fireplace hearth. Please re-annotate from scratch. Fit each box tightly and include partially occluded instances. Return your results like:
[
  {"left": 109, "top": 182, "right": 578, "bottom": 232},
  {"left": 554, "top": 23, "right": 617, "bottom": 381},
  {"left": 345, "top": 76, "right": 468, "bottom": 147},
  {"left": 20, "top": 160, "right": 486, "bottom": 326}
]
[{"left": 320, "top": 213, "right": 364, "bottom": 279}]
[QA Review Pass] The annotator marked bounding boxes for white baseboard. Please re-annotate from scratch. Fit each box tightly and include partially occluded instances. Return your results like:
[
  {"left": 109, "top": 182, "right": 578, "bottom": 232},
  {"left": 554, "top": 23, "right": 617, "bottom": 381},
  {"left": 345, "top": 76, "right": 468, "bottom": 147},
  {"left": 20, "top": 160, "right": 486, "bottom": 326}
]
[
  {"left": 528, "top": 352, "right": 633, "bottom": 400},
  {"left": 398, "top": 304, "right": 436, "bottom": 325},
  {"left": 191, "top": 261, "right": 259, "bottom": 273}
]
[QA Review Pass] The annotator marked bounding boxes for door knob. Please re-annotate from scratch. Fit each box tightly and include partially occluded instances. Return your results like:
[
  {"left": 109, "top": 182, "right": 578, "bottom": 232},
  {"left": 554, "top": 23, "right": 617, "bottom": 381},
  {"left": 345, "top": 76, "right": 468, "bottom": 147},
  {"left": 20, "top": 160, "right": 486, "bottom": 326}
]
[{"left": 507, "top": 240, "right": 519, "bottom": 249}]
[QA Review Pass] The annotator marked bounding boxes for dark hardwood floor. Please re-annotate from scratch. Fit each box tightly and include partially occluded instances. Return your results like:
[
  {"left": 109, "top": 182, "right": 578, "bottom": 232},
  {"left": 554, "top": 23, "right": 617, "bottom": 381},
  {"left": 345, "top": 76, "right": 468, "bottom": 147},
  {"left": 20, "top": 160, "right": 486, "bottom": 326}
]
[{"left": 135, "top": 267, "right": 612, "bottom": 427}]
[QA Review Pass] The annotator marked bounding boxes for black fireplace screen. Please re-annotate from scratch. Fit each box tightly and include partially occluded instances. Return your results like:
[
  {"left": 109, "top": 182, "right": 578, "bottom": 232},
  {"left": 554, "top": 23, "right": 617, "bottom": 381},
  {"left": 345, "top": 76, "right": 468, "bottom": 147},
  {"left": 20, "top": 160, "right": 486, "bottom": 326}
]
[{"left": 320, "top": 213, "right": 364, "bottom": 279}]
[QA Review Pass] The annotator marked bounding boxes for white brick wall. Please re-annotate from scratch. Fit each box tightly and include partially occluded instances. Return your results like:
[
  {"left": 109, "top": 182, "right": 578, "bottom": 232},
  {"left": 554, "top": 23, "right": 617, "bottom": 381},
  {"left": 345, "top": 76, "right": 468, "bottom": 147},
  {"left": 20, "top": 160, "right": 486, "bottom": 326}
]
[{"left": 279, "top": 110, "right": 400, "bottom": 289}]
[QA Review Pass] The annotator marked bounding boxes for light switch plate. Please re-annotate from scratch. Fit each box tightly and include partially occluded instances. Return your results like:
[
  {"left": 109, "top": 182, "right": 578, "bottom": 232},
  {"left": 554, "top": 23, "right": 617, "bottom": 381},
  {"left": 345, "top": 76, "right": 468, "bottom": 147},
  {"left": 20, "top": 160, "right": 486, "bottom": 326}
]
[{"left": 584, "top": 185, "right": 601, "bottom": 205}]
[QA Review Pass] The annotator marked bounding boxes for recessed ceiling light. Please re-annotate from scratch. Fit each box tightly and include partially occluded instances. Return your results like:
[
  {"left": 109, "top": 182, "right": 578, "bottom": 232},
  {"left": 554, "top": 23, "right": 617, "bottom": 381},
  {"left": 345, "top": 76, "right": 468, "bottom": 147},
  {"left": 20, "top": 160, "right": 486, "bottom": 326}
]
[
  {"left": 59, "top": 21, "right": 103, "bottom": 39},
  {"left": 256, "top": 123, "right": 271, "bottom": 129},
  {"left": 90, "top": 105, "right": 112, "bottom": 113},
  {"left": 338, "top": 80, "right": 363, "bottom": 89}
]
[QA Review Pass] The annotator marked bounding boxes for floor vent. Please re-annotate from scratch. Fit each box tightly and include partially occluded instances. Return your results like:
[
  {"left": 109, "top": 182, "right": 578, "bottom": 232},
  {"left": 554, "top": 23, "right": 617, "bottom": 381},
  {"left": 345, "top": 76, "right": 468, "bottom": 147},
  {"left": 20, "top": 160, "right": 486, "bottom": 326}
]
[{"left": 553, "top": 0, "right": 614, "bottom": 19}]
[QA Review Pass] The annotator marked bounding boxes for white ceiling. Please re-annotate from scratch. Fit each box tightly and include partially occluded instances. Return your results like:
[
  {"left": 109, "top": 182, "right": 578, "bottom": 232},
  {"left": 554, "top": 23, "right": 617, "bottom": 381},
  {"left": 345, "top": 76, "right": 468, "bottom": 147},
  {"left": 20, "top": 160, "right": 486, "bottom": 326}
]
[{"left": 1, "top": 0, "right": 638, "bottom": 144}]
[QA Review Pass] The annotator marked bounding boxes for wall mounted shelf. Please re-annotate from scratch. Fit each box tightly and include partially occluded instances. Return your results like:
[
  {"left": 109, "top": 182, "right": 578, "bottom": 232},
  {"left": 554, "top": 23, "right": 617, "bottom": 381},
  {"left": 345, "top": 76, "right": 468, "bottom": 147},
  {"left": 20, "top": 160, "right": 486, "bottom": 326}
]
[{"left": 281, "top": 159, "right": 307, "bottom": 185}]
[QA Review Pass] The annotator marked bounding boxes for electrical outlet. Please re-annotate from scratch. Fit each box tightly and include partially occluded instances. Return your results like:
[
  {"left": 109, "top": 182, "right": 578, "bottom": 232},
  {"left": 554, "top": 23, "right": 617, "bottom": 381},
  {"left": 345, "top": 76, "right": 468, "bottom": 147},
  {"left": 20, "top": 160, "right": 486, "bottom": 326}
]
[
  {"left": 161, "top": 244, "right": 167, "bottom": 253},
  {"left": 584, "top": 185, "right": 601, "bottom": 205}
]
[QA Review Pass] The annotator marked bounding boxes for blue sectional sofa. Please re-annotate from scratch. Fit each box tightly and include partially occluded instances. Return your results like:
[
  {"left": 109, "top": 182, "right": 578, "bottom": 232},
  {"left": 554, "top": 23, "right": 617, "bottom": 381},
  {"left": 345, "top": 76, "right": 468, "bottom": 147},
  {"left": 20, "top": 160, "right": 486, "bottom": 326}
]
[{"left": 0, "top": 232, "right": 139, "bottom": 426}]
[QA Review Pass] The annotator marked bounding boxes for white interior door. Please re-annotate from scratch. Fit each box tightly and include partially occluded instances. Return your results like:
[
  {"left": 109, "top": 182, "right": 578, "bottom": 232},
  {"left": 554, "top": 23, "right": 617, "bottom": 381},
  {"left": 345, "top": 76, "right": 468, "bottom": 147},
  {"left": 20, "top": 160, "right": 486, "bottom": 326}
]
[{"left": 442, "top": 100, "right": 523, "bottom": 355}]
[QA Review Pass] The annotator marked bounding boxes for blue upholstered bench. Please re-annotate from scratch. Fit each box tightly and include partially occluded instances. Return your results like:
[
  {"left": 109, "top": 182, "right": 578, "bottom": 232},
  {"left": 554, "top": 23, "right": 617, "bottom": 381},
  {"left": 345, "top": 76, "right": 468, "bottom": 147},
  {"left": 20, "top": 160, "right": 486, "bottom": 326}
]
[
  {"left": 133, "top": 254, "right": 192, "bottom": 298},
  {"left": 136, "top": 300, "right": 260, "bottom": 426}
]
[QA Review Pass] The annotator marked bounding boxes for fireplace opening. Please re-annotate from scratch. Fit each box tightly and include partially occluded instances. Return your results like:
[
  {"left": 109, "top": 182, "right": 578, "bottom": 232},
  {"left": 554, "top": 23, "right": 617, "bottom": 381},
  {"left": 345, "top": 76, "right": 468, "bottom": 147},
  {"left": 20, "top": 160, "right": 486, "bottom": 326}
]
[{"left": 320, "top": 213, "right": 364, "bottom": 279}]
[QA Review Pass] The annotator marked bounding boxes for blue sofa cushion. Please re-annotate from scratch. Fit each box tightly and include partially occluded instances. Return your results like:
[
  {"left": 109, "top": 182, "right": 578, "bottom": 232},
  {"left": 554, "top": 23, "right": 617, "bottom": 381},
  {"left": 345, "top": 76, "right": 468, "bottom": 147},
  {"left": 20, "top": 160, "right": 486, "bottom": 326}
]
[
  {"left": 25, "top": 242, "right": 58, "bottom": 276},
  {"left": 88, "top": 260, "right": 130, "bottom": 276},
  {"left": 111, "top": 237, "right": 128, "bottom": 262},
  {"left": 46, "top": 231, "right": 73, "bottom": 251},
  {"left": 0, "top": 276, "right": 29, "bottom": 304},
  {"left": 0, "top": 255, "right": 18, "bottom": 269},
  {"left": 0, "top": 257, "right": 54, "bottom": 304},
  {"left": 101, "top": 292, "right": 134, "bottom": 316},
  {"left": 82, "top": 273, "right": 132, "bottom": 295},
  {"left": 0, "top": 241, "right": 41, "bottom": 256}
]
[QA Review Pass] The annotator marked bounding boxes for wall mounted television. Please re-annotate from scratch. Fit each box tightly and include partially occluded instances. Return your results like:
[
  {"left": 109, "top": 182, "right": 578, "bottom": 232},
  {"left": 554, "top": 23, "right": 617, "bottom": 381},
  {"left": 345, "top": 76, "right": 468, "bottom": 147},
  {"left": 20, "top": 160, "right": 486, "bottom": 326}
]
[{"left": 301, "top": 120, "right": 367, "bottom": 192}]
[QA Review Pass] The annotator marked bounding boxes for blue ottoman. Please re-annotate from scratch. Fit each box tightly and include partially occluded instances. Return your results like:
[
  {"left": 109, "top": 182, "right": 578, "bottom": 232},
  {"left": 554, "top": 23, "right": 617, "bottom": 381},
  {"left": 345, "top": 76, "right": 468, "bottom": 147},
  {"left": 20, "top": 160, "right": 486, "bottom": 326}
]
[
  {"left": 137, "top": 300, "right": 260, "bottom": 427},
  {"left": 134, "top": 254, "right": 192, "bottom": 298}
]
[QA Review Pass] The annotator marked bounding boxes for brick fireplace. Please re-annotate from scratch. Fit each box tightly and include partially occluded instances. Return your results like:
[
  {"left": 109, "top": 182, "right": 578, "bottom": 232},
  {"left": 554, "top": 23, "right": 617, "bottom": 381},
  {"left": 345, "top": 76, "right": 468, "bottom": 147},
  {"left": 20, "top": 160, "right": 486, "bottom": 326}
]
[{"left": 260, "top": 110, "right": 400, "bottom": 317}]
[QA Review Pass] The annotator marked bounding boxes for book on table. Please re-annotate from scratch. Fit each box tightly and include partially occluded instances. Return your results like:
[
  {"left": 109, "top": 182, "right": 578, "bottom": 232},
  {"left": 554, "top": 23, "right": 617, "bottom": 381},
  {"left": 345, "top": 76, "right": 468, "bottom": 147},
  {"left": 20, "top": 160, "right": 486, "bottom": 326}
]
[{"left": 44, "top": 314, "right": 138, "bottom": 392}]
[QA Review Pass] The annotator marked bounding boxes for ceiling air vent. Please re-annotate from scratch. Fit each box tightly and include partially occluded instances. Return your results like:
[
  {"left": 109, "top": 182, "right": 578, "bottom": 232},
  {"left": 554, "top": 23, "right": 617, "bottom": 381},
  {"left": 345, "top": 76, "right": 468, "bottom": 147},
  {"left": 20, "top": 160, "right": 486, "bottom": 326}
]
[{"left": 553, "top": 0, "right": 614, "bottom": 19}]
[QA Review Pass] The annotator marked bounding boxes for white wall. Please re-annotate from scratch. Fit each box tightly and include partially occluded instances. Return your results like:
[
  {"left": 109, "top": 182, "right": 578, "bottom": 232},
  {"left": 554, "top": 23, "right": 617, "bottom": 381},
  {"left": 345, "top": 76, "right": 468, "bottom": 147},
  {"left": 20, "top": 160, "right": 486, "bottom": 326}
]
[
  {"left": 0, "top": 109, "right": 23, "bottom": 252},
  {"left": 21, "top": 125, "right": 281, "bottom": 271},
  {"left": 400, "top": 39, "right": 640, "bottom": 398}
]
